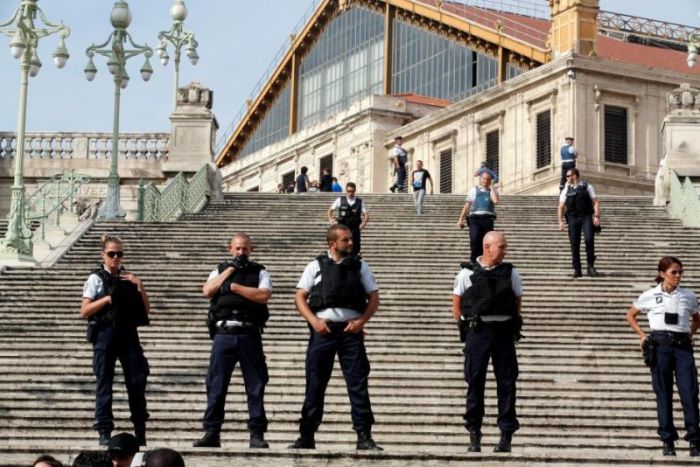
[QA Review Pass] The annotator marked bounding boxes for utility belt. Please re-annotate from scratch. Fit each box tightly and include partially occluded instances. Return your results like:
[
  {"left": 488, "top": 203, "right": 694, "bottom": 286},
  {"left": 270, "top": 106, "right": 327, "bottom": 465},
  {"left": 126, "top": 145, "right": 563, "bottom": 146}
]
[
  {"left": 216, "top": 320, "right": 260, "bottom": 336},
  {"left": 458, "top": 316, "right": 521, "bottom": 342},
  {"left": 650, "top": 331, "right": 692, "bottom": 348}
]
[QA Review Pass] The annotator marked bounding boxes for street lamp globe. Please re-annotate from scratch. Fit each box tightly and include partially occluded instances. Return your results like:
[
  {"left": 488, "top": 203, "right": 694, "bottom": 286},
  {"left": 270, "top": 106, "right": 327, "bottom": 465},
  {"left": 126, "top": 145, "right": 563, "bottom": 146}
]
[
  {"left": 84, "top": 57, "right": 97, "bottom": 81},
  {"left": 53, "top": 38, "right": 69, "bottom": 69},
  {"left": 170, "top": 0, "right": 187, "bottom": 22},
  {"left": 140, "top": 57, "right": 153, "bottom": 81},
  {"left": 28, "top": 52, "right": 41, "bottom": 77},
  {"left": 160, "top": 50, "right": 170, "bottom": 66},
  {"left": 107, "top": 56, "right": 119, "bottom": 75},
  {"left": 120, "top": 69, "right": 130, "bottom": 89},
  {"left": 8, "top": 30, "right": 25, "bottom": 59},
  {"left": 111, "top": 1, "right": 133, "bottom": 29}
]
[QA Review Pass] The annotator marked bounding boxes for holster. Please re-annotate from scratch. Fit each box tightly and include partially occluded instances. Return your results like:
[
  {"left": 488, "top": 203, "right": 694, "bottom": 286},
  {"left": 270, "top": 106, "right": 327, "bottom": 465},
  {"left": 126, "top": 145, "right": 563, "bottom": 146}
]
[
  {"left": 642, "top": 337, "right": 658, "bottom": 368},
  {"left": 458, "top": 319, "right": 468, "bottom": 342}
]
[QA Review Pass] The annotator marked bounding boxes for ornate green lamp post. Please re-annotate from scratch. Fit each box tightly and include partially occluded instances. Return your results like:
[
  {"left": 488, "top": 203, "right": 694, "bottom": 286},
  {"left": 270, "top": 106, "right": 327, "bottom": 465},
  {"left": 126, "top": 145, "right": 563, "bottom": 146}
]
[
  {"left": 156, "top": 0, "right": 199, "bottom": 109},
  {"left": 85, "top": 0, "right": 153, "bottom": 220},
  {"left": 688, "top": 27, "right": 700, "bottom": 68},
  {"left": 0, "top": 0, "right": 70, "bottom": 264}
]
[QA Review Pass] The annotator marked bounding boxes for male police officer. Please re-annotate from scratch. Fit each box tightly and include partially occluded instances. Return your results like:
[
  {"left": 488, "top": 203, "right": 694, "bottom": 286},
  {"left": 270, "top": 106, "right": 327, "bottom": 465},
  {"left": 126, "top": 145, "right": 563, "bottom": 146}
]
[
  {"left": 559, "top": 136, "right": 578, "bottom": 191},
  {"left": 389, "top": 136, "right": 408, "bottom": 193},
  {"left": 452, "top": 231, "right": 522, "bottom": 453},
  {"left": 194, "top": 233, "right": 271, "bottom": 449},
  {"left": 289, "top": 224, "right": 382, "bottom": 451},
  {"left": 557, "top": 168, "right": 601, "bottom": 278},
  {"left": 457, "top": 172, "right": 499, "bottom": 263},
  {"left": 327, "top": 182, "right": 369, "bottom": 256}
]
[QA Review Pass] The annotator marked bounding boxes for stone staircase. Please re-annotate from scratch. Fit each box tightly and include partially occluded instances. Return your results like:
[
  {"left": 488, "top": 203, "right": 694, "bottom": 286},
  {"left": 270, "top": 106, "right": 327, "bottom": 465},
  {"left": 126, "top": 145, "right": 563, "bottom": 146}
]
[{"left": 1, "top": 192, "right": 700, "bottom": 466}]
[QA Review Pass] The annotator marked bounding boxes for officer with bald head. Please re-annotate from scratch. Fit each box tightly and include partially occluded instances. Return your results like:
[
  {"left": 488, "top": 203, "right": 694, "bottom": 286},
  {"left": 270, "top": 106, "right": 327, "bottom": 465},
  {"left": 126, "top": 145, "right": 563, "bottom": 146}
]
[{"left": 452, "top": 231, "right": 523, "bottom": 454}]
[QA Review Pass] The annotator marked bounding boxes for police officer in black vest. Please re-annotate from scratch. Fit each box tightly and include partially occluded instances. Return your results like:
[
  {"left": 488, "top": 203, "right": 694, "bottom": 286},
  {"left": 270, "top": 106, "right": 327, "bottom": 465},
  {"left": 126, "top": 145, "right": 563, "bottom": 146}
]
[
  {"left": 557, "top": 168, "right": 601, "bottom": 278},
  {"left": 452, "top": 231, "right": 523, "bottom": 453},
  {"left": 327, "top": 182, "right": 369, "bottom": 256},
  {"left": 81, "top": 235, "right": 151, "bottom": 447},
  {"left": 194, "top": 233, "right": 272, "bottom": 449},
  {"left": 289, "top": 224, "right": 382, "bottom": 451}
]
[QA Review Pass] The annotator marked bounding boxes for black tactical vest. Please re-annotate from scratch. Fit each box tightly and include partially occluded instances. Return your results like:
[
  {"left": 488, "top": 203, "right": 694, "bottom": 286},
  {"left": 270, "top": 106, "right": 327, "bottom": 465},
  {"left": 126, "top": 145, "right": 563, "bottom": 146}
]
[
  {"left": 460, "top": 262, "right": 517, "bottom": 320},
  {"left": 209, "top": 261, "right": 270, "bottom": 327},
  {"left": 564, "top": 182, "right": 594, "bottom": 216},
  {"left": 308, "top": 252, "right": 368, "bottom": 312},
  {"left": 336, "top": 197, "right": 363, "bottom": 228},
  {"left": 88, "top": 266, "right": 149, "bottom": 330}
]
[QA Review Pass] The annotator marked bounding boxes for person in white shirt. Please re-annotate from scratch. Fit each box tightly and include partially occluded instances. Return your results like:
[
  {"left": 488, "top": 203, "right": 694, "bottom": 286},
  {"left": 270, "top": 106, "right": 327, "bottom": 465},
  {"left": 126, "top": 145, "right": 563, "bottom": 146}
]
[
  {"left": 327, "top": 182, "right": 368, "bottom": 256},
  {"left": 389, "top": 136, "right": 408, "bottom": 193}
]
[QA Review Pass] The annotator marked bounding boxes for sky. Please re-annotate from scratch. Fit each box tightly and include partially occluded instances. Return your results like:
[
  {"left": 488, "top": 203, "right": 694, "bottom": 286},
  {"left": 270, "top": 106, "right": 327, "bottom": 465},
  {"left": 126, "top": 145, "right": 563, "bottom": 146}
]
[{"left": 0, "top": 0, "right": 697, "bottom": 138}]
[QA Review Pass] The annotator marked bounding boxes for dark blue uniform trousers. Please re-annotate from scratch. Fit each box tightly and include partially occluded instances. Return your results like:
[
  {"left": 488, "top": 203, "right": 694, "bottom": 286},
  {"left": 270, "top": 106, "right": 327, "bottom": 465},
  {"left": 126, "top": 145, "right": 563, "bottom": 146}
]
[
  {"left": 468, "top": 215, "right": 495, "bottom": 263},
  {"left": 299, "top": 323, "right": 374, "bottom": 434},
  {"left": 92, "top": 327, "right": 149, "bottom": 432},
  {"left": 203, "top": 332, "right": 269, "bottom": 433},
  {"left": 463, "top": 323, "right": 520, "bottom": 434},
  {"left": 566, "top": 213, "right": 595, "bottom": 271},
  {"left": 650, "top": 332, "right": 700, "bottom": 442}
]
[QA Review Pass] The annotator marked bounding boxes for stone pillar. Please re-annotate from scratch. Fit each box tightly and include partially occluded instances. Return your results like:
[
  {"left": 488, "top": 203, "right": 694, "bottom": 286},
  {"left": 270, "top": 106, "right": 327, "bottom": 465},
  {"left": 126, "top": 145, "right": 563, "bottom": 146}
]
[
  {"left": 548, "top": 0, "right": 599, "bottom": 58},
  {"left": 162, "top": 82, "right": 219, "bottom": 174}
]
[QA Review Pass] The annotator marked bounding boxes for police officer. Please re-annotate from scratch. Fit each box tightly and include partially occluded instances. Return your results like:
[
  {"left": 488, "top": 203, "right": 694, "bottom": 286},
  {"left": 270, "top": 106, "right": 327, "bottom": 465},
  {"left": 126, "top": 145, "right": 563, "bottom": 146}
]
[
  {"left": 289, "top": 224, "right": 382, "bottom": 451},
  {"left": 452, "top": 231, "right": 522, "bottom": 453},
  {"left": 557, "top": 168, "right": 600, "bottom": 278},
  {"left": 626, "top": 256, "right": 700, "bottom": 457},
  {"left": 194, "top": 233, "right": 271, "bottom": 449},
  {"left": 389, "top": 136, "right": 408, "bottom": 193},
  {"left": 558, "top": 136, "right": 578, "bottom": 191},
  {"left": 80, "top": 235, "right": 150, "bottom": 446},
  {"left": 327, "top": 182, "right": 368, "bottom": 256},
  {"left": 457, "top": 172, "right": 499, "bottom": 263}
]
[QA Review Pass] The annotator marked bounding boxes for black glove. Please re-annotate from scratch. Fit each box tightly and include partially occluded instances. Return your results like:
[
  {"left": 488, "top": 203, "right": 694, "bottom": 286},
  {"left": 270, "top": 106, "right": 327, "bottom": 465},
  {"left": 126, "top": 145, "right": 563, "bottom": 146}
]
[
  {"left": 231, "top": 254, "right": 249, "bottom": 270},
  {"left": 217, "top": 260, "right": 235, "bottom": 273}
]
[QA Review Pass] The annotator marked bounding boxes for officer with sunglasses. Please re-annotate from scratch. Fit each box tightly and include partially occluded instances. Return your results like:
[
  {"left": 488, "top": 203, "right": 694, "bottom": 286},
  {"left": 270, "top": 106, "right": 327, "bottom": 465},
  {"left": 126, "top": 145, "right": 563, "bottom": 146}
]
[{"left": 80, "top": 234, "right": 151, "bottom": 447}]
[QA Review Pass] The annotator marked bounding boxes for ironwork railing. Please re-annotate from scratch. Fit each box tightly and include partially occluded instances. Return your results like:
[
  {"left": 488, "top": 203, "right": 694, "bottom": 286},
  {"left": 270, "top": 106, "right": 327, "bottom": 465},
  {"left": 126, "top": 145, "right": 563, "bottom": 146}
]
[
  {"left": 137, "top": 164, "right": 213, "bottom": 222},
  {"left": 668, "top": 170, "right": 700, "bottom": 228},
  {"left": 598, "top": 11, "right": 698, "bottom": 47}
]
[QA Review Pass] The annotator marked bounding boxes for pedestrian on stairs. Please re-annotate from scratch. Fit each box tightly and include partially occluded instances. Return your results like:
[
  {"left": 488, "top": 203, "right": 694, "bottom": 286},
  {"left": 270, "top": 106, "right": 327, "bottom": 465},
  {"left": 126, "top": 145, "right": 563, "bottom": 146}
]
[
  {"left": 557, "top": 168, "right": 600, "bottom": 278},
  {"left": 389, "top": 136, "right": 408, "bottom": 193},
  {"left": 457, "top": 172, "right": 499, "bottom": 263},
  {"left": 327, "top": 182, "right": 368, "bottom": 256},
  {"left": 558, "top": 136, "right": 578, "bottom": 191},
  {"left": 194, "top": 233, "right": 272, "bottom": 449},
  {"left": 80, "top": 235, "right": 151, "bottom": 447},
  {"left": 411, "top": 160, "right": 433, "bottom": 215},
  {"left": 452, "top": 231, "right": 522, "bottom": 453},
  {"left": 289, "top": 224, "right": 382, "bottom": 451},
  {"left": 626, "top": 256, "right": 700, "bottom": 457}
]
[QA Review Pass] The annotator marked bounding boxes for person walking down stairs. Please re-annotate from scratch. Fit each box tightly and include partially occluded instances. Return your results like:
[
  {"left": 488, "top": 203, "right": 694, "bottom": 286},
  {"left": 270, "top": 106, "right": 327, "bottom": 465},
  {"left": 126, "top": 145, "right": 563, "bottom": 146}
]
[{"left": 457, "top": 172, "right": 499, "bottom": 263}]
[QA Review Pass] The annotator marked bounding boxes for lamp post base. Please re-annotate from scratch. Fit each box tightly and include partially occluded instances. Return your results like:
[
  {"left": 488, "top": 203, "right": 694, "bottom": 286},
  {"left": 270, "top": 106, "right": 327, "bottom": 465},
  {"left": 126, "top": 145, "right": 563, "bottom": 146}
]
[
  {"left": 98, "top": 174, "right": 126, "bottom": 220},
  {"left": 0, "top": 185, "right": 34, "bottom": 264}
]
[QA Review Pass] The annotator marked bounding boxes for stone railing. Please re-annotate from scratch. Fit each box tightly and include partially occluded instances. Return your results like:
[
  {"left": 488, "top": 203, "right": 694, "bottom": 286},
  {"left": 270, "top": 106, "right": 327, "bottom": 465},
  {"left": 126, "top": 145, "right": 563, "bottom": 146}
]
[
  {"left": 138, "top": 163, "right": 220, "bottom": 222},
  {"left": 668, "top": 170, "right": 700, "bottom": 227},
  {"left": 0, "top": 132, "right": 169, "bottom": 160}
]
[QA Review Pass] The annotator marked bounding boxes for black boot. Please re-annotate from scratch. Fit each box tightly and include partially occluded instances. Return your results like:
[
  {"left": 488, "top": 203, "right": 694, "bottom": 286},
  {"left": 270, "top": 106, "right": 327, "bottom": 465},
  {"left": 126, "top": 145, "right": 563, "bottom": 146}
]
[
  {"left": 193, "top": 430, "right": 221, "bottom": 448},
  {"left": 249, "top": 430, "right": 269, "bottom": 449},
  {"left": 662, "top": 440, "right": 675, "bottom": 456},
  {"left": 690, "top": 440, "right": 700, "bottom": 457},
  {"left": 134, "top": 426, "right": 147, "bottom": 447},
  {"left": 468, "top": 431, "right": 481, "bottom": 452},
  {"left": 356, "top": 430, "right": 383, "bottom": 451},
  {"left": 587, "top": 265, "right": 599, "bottom": 277},
  {"left": 288, "top": 433, "right": 315, "bottom": 449},
  {"left": 572, "top": 269, "right": 582, "bottom": 278},
  {"left": 494, "top": 432, "right": 512, "bottom": 453},
  {"left": 98, "top": 431, "right": 111, "bottom": 447}
]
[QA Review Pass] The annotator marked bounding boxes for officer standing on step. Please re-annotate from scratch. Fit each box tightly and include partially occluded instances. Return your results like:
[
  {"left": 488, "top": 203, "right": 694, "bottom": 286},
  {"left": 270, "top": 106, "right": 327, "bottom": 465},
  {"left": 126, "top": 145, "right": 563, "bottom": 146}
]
[
  {"left": 80, "top": 234, "right": 151, "bottom": 447},
  {"left": 194, "top": 233, "right": 271, "bottom": 449},
  {"left": 626, "top": 256, "right": 700, "bottom": 457},
  {"left": 457, "top": 172, "right": 499, "bottom": 263},
  {"left": 557, "top": 168, "right": 600, "bottom": 278},
  {"left": 327, "top": 182, "right": 368, "bottom": 256},
  {"left": 452, "top": 231, "right": 522, "bottom": 453},
  {"left": 558, "top": 136, "right": 578, "bottom": 191},
  {"left": 289, "top": 224, "right": 382, "bottom": 451}
]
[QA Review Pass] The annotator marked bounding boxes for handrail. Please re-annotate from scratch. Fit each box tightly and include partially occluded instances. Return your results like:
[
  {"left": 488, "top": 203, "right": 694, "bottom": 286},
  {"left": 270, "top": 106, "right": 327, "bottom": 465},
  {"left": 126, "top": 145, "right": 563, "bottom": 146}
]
[{"left": 668, "top": 170, "right": 700, "bottom": 228}]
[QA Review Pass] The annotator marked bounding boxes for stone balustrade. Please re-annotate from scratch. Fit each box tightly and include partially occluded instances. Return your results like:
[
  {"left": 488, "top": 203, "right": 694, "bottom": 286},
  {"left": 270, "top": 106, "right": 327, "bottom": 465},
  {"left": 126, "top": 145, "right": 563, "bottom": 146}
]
[{"left": 0, "top": 132, "right": 169, "bottom": 161}]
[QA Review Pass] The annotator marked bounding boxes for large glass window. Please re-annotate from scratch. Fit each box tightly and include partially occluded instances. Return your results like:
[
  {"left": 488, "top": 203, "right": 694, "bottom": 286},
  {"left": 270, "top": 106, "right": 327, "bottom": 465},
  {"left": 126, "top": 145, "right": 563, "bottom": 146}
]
[
  {"left": 240, "top": 83, "right": 291, "bottom": 157},
  {"left": 298, "top": 6, "right": 384, "bottom": 129},
  {"left": 392, "top": 20, "right": 498, "bottom": 101}
]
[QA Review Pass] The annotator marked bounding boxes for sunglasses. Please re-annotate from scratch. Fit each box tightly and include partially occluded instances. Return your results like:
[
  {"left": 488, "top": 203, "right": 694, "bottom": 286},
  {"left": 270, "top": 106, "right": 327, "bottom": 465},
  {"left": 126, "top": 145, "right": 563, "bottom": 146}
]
[
  {"left": 566, "top": 174, "right": 574, "bottom": 178},
  {"left": 666, "top": 269, "right": 684, "bottom": 276},
  {"left": 105, "top": 251, "right": 124, "bottom": 258}
]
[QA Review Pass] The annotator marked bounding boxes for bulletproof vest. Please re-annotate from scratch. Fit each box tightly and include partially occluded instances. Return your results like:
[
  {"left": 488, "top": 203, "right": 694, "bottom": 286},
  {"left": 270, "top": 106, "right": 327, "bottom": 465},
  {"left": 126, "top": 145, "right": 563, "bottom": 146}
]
[
  {"left": 460, "top": 262, "right": 517, "bottom": 319},
  {"left": 564, "top": 182, "right": 594, "bottom": 216},
  {"left": 308, "top": 252, "right": 368, "bottom": 312},
  {"left": 469, "top": 188, "right": 495, "bottom": 215},
  {"left": 209, "top": 261, "right": 269, "bottom": 327},
  {"left": 395, "top": 146, "right": 408, "bottom": 167},
  {"left": 560, "top": 145, "right": 575, "bottom": 162},
  {"left": 89, "top": 266, "right": 149, "bottom": 330},
  {"left": 336, "top": 197, "right": 363, "bottom": 228}
]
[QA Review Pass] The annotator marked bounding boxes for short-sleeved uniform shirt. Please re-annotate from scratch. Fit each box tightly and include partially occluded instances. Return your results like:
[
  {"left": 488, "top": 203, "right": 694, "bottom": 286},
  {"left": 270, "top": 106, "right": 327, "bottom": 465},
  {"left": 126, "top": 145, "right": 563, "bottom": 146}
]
[
  {"left": 330, "top": 196, "right": 368, "bottom": 214},
  {"left": 467, "top": 186, "right": 498, "bottom": 216},
  {"left": 558, "top": 182, "right": 596, "bottom": 204},
  {"left": 83, "top": 265, "right": 112, "bottom": 300},
  {"left": 297, "top": 253, "right": 378, "bottom": 322},
  {"left": 633, "top": 284, "right": 699, "bottom": 333},
  {"left": 453, "top": 257, "right": 523, "bottom": 322},
  {"left": 411, "top": 169, "right": 431, "bottom": 191}
]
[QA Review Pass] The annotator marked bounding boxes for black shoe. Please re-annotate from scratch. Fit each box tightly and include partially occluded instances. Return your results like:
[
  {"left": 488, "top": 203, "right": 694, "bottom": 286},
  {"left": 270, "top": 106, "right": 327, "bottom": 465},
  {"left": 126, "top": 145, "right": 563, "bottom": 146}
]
[
  {"left": 389, "top": 186, "right": 396, "bottom": 193},
  {"left": 572, "top": 269, "right": 582, "bottom": 278},
  {"left": 193, "top": 431, "right": 221, "bottom": 448},
  {"left": 662, "top": 440, "right": 676, "bottom": 456},
  {"left": 587, "top": 266, "right": 599, "bottom": 277},
  {"left": 288, "top": 434, "right": 315, "bottom": 449},
  {"left": 250, "top": 431, "right": 269, "bottom": 449},
  {"left": 468, "top": 431, "right": 481, "bottom": 452},
  {"left": 689, "top": 440, "right": 699, "bottom": 456},
  {"left": 356, "top": 430, "right": 383, "bottom": 451},
  {"left": 494, "top": 432, "right": 512, "bottom": 453},
  {"left": 98, "top": 431, "right": 111, "bottom": 447},
  {"left": 134, "top": 426, "right": 147, "bottom": 447}
]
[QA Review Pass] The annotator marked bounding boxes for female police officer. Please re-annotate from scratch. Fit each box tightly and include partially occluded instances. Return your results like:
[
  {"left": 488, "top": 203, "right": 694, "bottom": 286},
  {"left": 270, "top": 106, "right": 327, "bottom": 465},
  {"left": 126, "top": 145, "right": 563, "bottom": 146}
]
[
  {"left": 80, "top": 234, "right": 151, "bottom": 446},
  {"left": 627, "top": 256, "right": 700, "bottom": 456}
]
